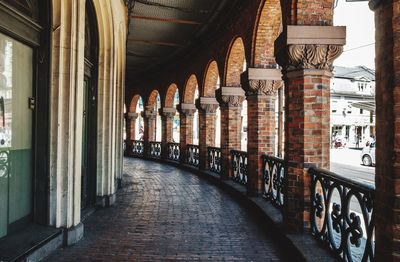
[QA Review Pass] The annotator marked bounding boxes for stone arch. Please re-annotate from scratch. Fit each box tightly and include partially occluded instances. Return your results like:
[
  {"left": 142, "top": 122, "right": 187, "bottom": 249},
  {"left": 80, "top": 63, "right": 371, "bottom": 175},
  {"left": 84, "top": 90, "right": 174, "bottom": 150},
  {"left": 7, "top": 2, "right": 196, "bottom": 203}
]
[
  {"left": 129, "top": 95, "right": 142, "bottom": 113},
  {"left": 252, "top": 0, "right": 282, "bottom": 67},
  {"left": 148, "top": 90, "right": 160, "bottom": 108},
  {"left": 183, "top": 74, "right": 199, "bottom": 103},
  {"left": 203, "top": 60, "right": 220, "bottom": 97},
  {"left": 225, "top": 37, "right": 246, "bottom": 87},
  {"left": 165, "top": 84, "right": 179, "bottom": 108}
]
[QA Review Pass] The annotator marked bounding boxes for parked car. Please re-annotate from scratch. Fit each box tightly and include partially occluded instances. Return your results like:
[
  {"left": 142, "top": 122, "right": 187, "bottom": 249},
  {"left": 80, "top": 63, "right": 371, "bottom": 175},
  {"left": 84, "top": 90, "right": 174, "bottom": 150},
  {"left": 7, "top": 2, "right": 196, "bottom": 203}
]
[{"left": 361, "top": 142, "right": 375, "bottom": 166}]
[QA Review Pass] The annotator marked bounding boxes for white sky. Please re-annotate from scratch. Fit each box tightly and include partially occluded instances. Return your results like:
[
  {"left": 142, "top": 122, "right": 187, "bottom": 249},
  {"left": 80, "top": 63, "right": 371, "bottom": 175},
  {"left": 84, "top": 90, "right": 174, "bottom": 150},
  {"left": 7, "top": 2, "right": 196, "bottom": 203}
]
[{"left": 333, "top": 0, "right": 375, "bottom": 69}]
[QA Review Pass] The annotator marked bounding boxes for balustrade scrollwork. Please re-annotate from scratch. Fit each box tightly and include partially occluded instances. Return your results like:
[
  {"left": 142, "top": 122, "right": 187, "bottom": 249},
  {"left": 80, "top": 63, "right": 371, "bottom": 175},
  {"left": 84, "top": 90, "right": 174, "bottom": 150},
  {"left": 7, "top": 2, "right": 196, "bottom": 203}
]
[
  {"left": 309, "top": 167, "right": 375, "bottom": 261},
  {"left": 261, "top": 154, "right": 285, "bottom": 209},
  {"left": 167, "top": 143, "right": 180, "bottom": 162},
  {"left": 231, "top": 150, "right": 247, "bottom": 185},
  {"left": 149, "top": 142, "right": 162, "bottom": 159},
  {"left": 207, "top": 147, "right": 221, "bottom": 174},
  {"left": 131, "top": 140, "right": 144, "bottom": 157},
  {"left": 187, "top": 144, "right": 199, "bottom": 167}
]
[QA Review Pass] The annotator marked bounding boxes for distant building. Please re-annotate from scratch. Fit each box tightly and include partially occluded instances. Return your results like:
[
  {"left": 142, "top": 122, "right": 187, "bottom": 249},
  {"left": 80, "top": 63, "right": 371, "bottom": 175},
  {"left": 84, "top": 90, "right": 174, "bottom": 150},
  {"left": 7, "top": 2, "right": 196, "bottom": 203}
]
[{"left": 330, "top": 66, "right": 375, "bottom": 147}]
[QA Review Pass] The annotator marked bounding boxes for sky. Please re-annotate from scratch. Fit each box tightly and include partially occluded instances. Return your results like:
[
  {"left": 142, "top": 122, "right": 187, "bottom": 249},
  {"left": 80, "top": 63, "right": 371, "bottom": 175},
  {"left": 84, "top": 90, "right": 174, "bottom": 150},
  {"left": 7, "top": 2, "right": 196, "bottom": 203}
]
[{"left": 333, "top": 0, "right": 375, "bottom": 69}]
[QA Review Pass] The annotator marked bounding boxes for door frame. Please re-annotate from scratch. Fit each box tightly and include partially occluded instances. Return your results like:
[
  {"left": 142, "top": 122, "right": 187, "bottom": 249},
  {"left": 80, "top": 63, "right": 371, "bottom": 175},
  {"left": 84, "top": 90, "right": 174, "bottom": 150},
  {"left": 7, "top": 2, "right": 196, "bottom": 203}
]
[{"left": 0, "top": 0, "right": 51, "bottom": 233}]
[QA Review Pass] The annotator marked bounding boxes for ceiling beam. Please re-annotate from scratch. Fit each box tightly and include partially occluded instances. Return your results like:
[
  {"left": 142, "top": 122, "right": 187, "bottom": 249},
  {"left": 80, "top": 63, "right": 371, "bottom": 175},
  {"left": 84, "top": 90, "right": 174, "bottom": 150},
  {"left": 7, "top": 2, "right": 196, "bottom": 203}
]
[
  {"left": 128, "top": 38, "right": 183, "bottom": 47},
  {"left": 131, "top": 15, "right": 203, "bottom": 25}
]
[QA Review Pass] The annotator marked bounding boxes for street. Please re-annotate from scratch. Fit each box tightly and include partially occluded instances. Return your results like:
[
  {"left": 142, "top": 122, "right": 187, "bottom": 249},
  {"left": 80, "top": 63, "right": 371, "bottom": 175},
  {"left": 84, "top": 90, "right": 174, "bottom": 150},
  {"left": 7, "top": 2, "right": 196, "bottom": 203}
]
[{"left": 330, "top": 148, "right": 375, "bottom": 186}]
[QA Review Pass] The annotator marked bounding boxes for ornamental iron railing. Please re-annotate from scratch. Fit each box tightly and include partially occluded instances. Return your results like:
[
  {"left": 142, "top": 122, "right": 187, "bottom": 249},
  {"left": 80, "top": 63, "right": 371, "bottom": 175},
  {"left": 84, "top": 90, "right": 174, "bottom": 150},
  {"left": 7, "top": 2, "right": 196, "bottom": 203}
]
[
  {"left": 187, "top": 144, "right": 199, "bottom": 167},
  {"left": 309, "top": 167, "right": 375, "bottom": 261},
  {"left": 261, "top": 154, "right": 285, "bottom": 209},
  {"left": 231, "top": 150, "right": 247, "bottom": 185},
  {"left": 131, "top": 140, "right": 144, "bottom": 157},
  {"left": 167, "top": 142, "right": 180, "bottom": 162},
  {"left": 148, "top": 141, "right": 162, "bottom": 159},
  {"left": 207, "top": 147, "right": 221, "bottom": 174}
]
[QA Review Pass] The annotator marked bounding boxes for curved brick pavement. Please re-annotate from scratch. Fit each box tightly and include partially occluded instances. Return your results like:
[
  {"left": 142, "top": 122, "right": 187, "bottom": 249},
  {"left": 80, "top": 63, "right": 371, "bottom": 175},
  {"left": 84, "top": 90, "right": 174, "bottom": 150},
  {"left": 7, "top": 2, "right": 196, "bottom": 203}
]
[{"left": 47, "top": 158, "right": 285, "bottom": 261}]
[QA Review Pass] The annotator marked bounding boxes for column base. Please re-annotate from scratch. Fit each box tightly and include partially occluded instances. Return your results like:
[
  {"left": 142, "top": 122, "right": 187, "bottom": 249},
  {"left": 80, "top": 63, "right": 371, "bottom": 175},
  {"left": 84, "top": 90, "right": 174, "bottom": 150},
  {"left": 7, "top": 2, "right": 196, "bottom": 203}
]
[
  {"left": 96, "top": 194, "right": 116, "bottom": 208},
  {"left": 66, "top": 222, "right": 84, "bottom": 246}
]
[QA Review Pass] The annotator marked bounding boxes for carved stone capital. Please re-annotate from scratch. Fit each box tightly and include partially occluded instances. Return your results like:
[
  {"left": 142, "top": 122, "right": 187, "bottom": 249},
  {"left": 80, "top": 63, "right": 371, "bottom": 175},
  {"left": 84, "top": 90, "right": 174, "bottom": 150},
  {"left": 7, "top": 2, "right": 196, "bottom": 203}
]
[
  {"left": 126, "top": 112, "right": 139, "bottom": 121},
  {"left": 160, "top": 107, "right": 176, "bottom": 119},
  {"left": 216, "top": 87, "right": 245, "bottom": 108},
  {"left": 274, "top": 26, "right": 346, "bottom": 71},
  {"left": 196, "top": 97, "right": 219, "bottom": 114},
  {"left": 277, "top": 44, "right": 343, "bottom": 71},
  {"left": 177, "top": 103, "right": 196, "bottom": 117},
  {"left": 142, "top": 108, "right": 156, "bottom": 120},
  {"left": 242, "top": 68, "right": 283, "bottom": 96}
]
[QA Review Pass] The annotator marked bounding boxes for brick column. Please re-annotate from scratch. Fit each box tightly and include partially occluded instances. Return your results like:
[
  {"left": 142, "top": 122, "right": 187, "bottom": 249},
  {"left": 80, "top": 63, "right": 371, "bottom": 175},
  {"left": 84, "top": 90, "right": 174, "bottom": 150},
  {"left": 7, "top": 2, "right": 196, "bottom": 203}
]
[
  {"left": 125, "top": 112, "right": 138, "bottom": 155},
  {"left": 177, "top": 103, "right": 196, "bottom": 164},
  {"left": 370, "top": 1, "right": 399, "bottom": 260},
  {"left": 142, "top": 106, "right": 157, "bottom": 155},
  {"left": 196, "top": 97, "right": 219, "bottom": 170},
  {"left": 216, "top": 87, "right": 245, "bottom": 180},
  {"left": 160, "top": 107, "right": 176, "bottom": 159},
  {"left": 241, "top": 68, "right": 283, "bottom": 196},
  {"left": 275, "top": 25, "right": 345, "bottom": 232}
]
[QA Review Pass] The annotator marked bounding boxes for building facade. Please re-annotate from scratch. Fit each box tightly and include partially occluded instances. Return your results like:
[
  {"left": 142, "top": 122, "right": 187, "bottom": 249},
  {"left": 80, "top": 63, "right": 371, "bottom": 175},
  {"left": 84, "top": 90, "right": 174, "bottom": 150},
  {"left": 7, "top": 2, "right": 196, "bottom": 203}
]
[
  {"left": 330, "top": 66, "right": 375, "bottom": 147},
  {"left": 0, "top": 0, "right": 126, "bottom": 256}
]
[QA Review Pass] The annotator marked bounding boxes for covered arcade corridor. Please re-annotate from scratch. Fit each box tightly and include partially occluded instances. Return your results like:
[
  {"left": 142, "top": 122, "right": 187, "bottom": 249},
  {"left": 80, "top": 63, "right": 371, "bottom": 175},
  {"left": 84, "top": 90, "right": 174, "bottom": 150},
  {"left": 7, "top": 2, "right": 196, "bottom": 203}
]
[{"left": 0, "top": 0, "right": 399, "bottom": 261}]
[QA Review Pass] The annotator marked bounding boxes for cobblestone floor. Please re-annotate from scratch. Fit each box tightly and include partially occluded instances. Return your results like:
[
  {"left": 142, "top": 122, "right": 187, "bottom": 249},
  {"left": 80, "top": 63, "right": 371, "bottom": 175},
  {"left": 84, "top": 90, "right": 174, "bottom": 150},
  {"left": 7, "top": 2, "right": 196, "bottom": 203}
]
[{"left": 46, "top": 158, "right": 286, "bottom": 261}]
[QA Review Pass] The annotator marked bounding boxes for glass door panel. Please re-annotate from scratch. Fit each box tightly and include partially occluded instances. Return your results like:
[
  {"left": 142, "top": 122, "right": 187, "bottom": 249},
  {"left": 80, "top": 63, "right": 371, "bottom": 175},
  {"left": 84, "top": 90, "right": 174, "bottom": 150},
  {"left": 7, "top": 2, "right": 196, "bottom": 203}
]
[{"left": 0, "top": 32, "right": 33, "bottom": 238}]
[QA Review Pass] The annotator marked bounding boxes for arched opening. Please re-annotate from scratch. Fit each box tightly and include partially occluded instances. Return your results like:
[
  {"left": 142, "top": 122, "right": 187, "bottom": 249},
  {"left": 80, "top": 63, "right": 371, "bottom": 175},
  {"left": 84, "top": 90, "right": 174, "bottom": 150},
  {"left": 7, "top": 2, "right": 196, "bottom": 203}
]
[
  {"left": 165, "top": 84, "right": 180, "bottom": 143},
  {"left": 81, "top": 0, "right": 99, "bottom": 210},
  {"left": 173, "top": 90, "right": 180, "bottom": 143},
  {"left": 225, "top": 37, "right": 246, "bottom": 87},
  {"left": 215, "top": 74, "right": 221, "bottom": 148},
  {"left": 225, "top": 37, "right": 247, "bottom": 151},
  {"left": 148, "top": 90, "right": 161, "bottom": 142},
  {"left": 252, "top": 0, "right": 282, "bottom": 68},
  {"left": 155, "top": 94, "right": 162, "bottom": 142},
  {"left": 331, "top": 1, "right": 376, "bottom": 185},
  {"left": 203, "top": 60, "right": 221, "bottom": 147},
  {"left": 184, "top": 74, "right": 199, "bottom": 145},
  {"left": 134, "top": 96, "right": 144, "bottom": 140},
  {"left": 193, "top": 89, "right": 199, "bottom": 145}
]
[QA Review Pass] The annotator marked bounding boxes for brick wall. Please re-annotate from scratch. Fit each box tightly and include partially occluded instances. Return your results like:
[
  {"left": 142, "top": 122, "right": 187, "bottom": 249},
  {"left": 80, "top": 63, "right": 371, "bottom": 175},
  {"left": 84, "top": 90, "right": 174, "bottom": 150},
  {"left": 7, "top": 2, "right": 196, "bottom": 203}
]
[
  {"left": 373, "top": 1, "right": 398, "bottom": 260},
  {"left": 225, "top": 38, "right": 246, "bottom": 86},
  {"left": 203, "top": 61, "right": 220, "bottom": 97},
  {"left": 252, "top": 0, "right": 281, "bottom": 67}
]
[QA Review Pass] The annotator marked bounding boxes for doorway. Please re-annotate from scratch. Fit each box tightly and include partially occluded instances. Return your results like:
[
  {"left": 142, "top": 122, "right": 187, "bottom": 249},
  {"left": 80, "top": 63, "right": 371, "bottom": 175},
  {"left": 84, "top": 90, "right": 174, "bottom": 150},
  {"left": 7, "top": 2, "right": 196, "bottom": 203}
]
[{"left": 81, "top": 0, "right": 98, "bottom": 209}]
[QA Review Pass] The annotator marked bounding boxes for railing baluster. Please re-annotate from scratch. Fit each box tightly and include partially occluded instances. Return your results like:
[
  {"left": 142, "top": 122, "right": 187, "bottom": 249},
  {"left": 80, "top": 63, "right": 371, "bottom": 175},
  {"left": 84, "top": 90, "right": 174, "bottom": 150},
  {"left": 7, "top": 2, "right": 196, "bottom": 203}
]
[
  {"left": 187, "top": 144, "right": 199, "bottom": 167},
  {"left": 230, "top": 150, "right": 248, "bottom": 185},
  {"left": 309, "top": 167, "right": 375, "bottom": 261},
  {"left": 148, "top": 141, "right": 162, "bottom": 159},
  {"left": 131, "top": 140, "right": 144, "bottom": 157},
  {"left": 207, "top": 147, "right": 221, "bottom": 174},
  {"left": 167, "top": 142, "right": 180, "bottom": 162},
  {"left": 261, "top": 154, "right": 285, "bottom": 209}
]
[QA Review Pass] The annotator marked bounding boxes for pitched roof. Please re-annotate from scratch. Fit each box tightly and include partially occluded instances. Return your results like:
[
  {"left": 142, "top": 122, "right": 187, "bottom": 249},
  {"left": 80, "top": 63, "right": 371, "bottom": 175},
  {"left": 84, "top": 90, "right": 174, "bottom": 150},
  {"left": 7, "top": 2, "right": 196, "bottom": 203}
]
[{"left": 333, "top": 66, "right": 375, "bottom": 81}]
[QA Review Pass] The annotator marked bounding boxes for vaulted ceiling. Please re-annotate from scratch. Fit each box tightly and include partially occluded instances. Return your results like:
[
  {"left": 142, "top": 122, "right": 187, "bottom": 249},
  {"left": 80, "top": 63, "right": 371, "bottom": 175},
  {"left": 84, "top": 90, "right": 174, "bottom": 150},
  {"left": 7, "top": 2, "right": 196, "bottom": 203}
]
[{"left": 125, "top": 0, "right": 236, "bottom": 80}]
